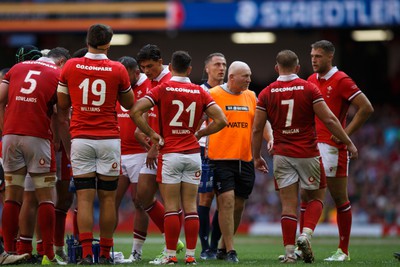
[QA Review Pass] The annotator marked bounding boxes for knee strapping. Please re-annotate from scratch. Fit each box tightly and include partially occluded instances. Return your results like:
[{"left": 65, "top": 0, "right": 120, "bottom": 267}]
[
  {"left": 4, "top": 173, "right": 25, "bottom": 187},
  {"left": 31, "top": 175, "right": 57, "bottom": 188},
  {"left": 97, "top": 178, "right": 118, "bottom": 191},
  {"left": 74, "top": 177, "right": 96, "bottom": 190}
]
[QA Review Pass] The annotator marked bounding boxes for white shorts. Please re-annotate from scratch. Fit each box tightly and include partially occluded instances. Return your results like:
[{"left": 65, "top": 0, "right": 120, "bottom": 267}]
[
  {"left": 24, "top": 174, "right": 35, "bottom": 192},
  {"left": 2, "top": 135, "right": 55, "bottom": 173},
  {"left": 273, "top": 155, "right": 325, "bottom": 190},
  {"left": 121, "top": 153, "right": 147, "bottom": 183},
  {"left": 158, "top": 153, "right": 201, "bottom": 185},
  {"left": 71, "top": 138, "right": 121, "bottom": 177},
  {"left": 318, "top": 143, "right": 349, "bottom": 177}
]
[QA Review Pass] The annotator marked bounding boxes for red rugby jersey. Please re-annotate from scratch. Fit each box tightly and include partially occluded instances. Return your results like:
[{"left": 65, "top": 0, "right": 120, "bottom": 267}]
[
  {"left": 3, "top": 58, "right": 60, "bottom": 140},
  {"left": 58, "top": 53, "right": 131, "bottom": 139},
  {"left": 145, "top": 76, "right": 215, "bottom": 154},
  {"left": 117, "top": 73, "right": 151, "bottom": 155},
  {"left": 308, "top": 68, "right": 361, "bottom": 148},
  {"left": 257, "top": 74, "right": 324, "bottom": 158}
]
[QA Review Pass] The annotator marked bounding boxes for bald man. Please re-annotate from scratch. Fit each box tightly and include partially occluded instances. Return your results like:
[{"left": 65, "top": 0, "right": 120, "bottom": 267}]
[{"left": 207, "top": 61, "right": 256, "bottom": 263}]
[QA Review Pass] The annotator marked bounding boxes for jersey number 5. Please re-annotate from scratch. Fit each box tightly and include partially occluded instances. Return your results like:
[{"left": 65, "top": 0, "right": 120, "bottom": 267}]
[
  {"left": 20, "top": 70, "right": 41, "bottom": 94},
  {"left": 170, "top": 100, "right": 196, "bottom": 127}
]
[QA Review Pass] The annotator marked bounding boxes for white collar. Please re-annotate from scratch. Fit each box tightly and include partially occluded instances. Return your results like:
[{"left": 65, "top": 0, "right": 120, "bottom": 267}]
[
  {"left": 153, "top": 65, "right": 170, "bottom": 82},
  {"left": 84, "top": 52, "right": 108, "bottom": 60},
  {"left": 318, "top": 66, "right": 338, "bottom": 80},
  {"left": 277, "top": 74, "right": 299, "bottom": 81},
  {"left": 170, "top": 76, "right": 191, "bottom": 83}
]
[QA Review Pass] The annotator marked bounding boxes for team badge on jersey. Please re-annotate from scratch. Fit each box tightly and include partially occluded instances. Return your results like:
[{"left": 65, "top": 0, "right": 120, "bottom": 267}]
[
  {"left": 112, "top": 162, "right": 118, "bottom": 169},
  {"left": 39, "top": 158, "right": 46, "bottom": 165}
]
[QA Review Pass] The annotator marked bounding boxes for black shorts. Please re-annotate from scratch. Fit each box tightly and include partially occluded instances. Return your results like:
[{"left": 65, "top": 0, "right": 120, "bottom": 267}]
[
  {"left": 0, "top": 161, "right": 4, "bottom": 192},
  {"left": 210, "top": 160, "right": 255, "bottom": 199}
]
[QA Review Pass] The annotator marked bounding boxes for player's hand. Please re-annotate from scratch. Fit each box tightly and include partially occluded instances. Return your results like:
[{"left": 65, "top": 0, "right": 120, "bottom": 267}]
[
  {"left": 254, "top": 157, "right": 269, "bottom": 173},
  {"left": 135, "top": 131, "right": 151, "bottom": 150},
  {"left": 347, "top": 142, "right": 358, "bottom": 160},
  {"left": 330, "top": 135, "right": 342, "bottom": 144},
  {"left": 267, "top": 140, "right": 274, "bottom": 155},
  {"left": 146, "top": 144, "right": 159, "bottom": 169}
]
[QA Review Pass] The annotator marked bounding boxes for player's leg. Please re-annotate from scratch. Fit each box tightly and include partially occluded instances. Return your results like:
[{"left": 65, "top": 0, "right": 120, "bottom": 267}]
[
  {"left": 54, "top": 147, "right": 74, "bottom": 262},
  {"left": 18, "top": 177, "right": 37, "bottom": 259}
]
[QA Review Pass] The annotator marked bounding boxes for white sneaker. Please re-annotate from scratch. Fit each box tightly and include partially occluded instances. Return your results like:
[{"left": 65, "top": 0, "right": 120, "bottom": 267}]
[
  {"left": 296, "top": 234, "right": 314, "bottom": 263},
  {"left": 129, "top": 251, "right": 142, "bottom": 262},
  {"left": 0, "top": 252, "right": 29, "bottom": 265},
  {"left": 278, "top": 246, "right": 302, "bottom": 261},
  {"left": 55, "top": 249, "right": 68, "bottom": 263},
  {"left": 280, "top": 254, "right": 296, "bottom": 263},
  {"left": 149, "top": 251, "right": 166, "bottom": 265},
  {"left": 324, "top": 248, "right": 350, "bottom": 261}
]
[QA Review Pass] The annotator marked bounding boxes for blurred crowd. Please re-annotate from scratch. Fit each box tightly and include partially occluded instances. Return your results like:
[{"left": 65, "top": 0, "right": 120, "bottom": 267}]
[{"left": 244, "top": 104, "right": 400, "bottom": 235}]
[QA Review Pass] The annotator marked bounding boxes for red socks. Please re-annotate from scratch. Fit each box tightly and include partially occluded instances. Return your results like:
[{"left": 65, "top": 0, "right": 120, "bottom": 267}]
[
  {"left": 337, "top": 201, "right": 352, "bottom": 255},
  {"left": 54, "top": 209, "right": 68, "bottom": 247},
  {"left": 281, "top": 215, "right": 297, "bottom": 246},
  {"left": 303, "top": 200, "right": 323, "bottom": 232},
  {"left": 2, "top": 200, "right": 21, "bottom": 253},
  {"left": 164, "top": 211, "right": 180, "bottom": 250},
  {"left": 38, "top": 202, "right": 55, "bottom": 259},
  {"left": 79, "top": 232, "right": 93, "bottom": 258},
  {"left": 99, "top": 237, "right": 113, "bottom": 258},
  {"left": 145, "top": 200, "right": 165, "bottom": 233},
  {"left": 184, "top": 213, "right": 199, "bottom": 250}
]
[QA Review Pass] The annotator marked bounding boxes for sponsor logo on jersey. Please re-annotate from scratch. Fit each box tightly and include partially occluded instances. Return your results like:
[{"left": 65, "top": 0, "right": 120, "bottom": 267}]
[
  {"left": 76, "top": 64, "right": 112, "bottom": 72},
  {"left": 271, "top": 86, "right": 304, "bottom": 93},
  {"left": 165, "top": 87, "right": 200, "bottom": 94},
  {"left": 226, "top": 105, "right": 249, "bottom": 111},
  {"left": 226, "top": 121, "right": 248, "bottom": 128}
]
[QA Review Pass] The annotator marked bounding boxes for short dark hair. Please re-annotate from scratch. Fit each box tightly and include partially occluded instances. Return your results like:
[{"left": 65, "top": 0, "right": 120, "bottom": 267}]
[
  {"left": 136, "top": 44, "right": 161, "bottom": 63},
  {"left": 15, "top": 45, "right": 42, "bottom": 63},
  {"left": 276, "top": 50, "right": 299, "bottom": 69},
  {"left": 171, "top": 51, "right": 191, "bottom": 74},
  {"left": 72, "top": 47, "right": 88, "bottom": 58},
  {"left": 204, "top": 52, "right": 225, "bottom": 66},
  {"left": 48, "top": 47, "right": 71, "bottom": 61},
  {"left": 311, "top": 40, "right": 335, "bottom": 55},
  {"left": 118, "top": 56, "right": 139, "bottom": 71},
  {"left": 86, "top": 24, "right": 113, "bottom": 50}
]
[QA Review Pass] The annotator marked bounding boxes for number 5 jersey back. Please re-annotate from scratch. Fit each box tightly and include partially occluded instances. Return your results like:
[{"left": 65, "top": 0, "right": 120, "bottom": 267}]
[
  {"left": 58, "top": 53, "right": 131, "bottom": 139},
  {"left": 2, "top": 58, "right": 60, "bottom": 140}
]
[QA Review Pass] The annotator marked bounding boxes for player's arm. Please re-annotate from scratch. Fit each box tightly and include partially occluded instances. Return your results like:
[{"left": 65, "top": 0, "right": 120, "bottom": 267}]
[
  {"left": 252, "top": 109, "right": 269, "bottom": 173},
  {"left": 0, "top": 82, "right": 9, "bottom": 131},
  {"left": 313, "top": 100, "right": 358, "bottom": 159},
  {"left": 57, "top": 86, "right": 72, "bottom": 158},
  {"left": 195, "top": 103, "right": 227, "bottom": 139},
  {"left": 263, "top": 120, "right": 274, "bottom": 154},
  {"left": 130, "top": 97, "right": 162, "bottom": 146},
  {"left": 345, "top": 93, "right": 374, "bottom": 136},
  {"left": 118, "top": 89, "right": 134, "bottom": 111},
  {"left": 134, "top": 112, "right": 151, "bottom": 151}
]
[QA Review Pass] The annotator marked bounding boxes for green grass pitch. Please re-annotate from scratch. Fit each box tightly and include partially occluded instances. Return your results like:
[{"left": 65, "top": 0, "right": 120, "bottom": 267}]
[
  {"left": 18, "top": 234, "right": 399, "bottom": 266},
  {"left": 108, "top": 234, "right": 399, "bottom": 266}
]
